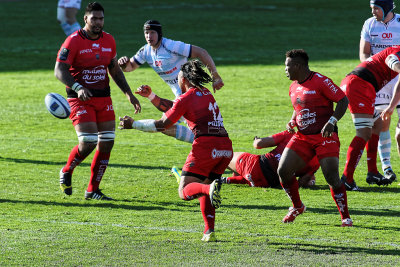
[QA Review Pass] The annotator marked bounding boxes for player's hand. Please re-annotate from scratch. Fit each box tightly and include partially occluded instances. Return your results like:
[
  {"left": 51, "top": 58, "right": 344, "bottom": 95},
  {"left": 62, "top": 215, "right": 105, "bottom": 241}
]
[
  {"left": 381, "top": 107, "right": 394, "bottom": 121},
  {"left": 212, "top": 73, "right": 224, "bottom": 93},
  {"left": 286, "top": 120, "right": 296, "bottom": 133},
  {"left": 118, "top": 116, "right": 134, "bottom": 130},
  {"left": 135, "top": 85, "right": 152, "bottom": 98},
  {"left": 253, "top": 136, "right": 262, "bottom": 149},
  {"left": 118, "top": 56, "right": 130, "bottom": 69},
  {"left": 321, "top": 122, "right": 334, "bottom": 138},
  {"left": 77, "top": 87, "right": 92, "bottom": 101}
]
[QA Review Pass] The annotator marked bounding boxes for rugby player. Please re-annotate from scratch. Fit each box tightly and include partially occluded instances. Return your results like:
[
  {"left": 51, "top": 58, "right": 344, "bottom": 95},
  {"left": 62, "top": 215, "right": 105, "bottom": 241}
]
[
  {"left": 55, "top": 2, "right": 141, "bottom": 200},
  {"left": 118, "top": 20, "right": 224, "bottom": 144},
  {"left": 279, "top": 49, "right": 352, "bottom": 227},
  {"left": 358, "top": 0, "right": 400, "bottom": 186},
  {"left": 119, "top": 60, "right": 232, "bottom": 242}
]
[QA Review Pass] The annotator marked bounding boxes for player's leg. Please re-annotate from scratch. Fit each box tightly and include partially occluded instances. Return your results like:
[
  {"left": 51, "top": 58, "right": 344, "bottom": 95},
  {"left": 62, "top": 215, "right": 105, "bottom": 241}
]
[
  {"left": 221, "top": 152, "right": 251, "bottom": 185},
  {"left": 319, "top": 156, "right": 352, "bottom": 227},
  {"left": 278, "top": 147, "right": 307, "bottom": 223},
  {"left": 60, "top": 99, "right": 98, "bottom": 196},
  {"left": 161, "top": 124, "right": 194, "bottom": 143},
  {"left": 85, "top": 120, "right": 115, "bottom": 200}
]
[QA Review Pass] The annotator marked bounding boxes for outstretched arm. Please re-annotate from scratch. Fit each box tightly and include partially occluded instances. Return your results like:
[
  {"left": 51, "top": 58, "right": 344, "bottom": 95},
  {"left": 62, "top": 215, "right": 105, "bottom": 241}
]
[
  {"left": 253, "top": 136, "right": 277, "bottom": 149},
  {"left": 108, "top": 57, "right": 141, "bottom": 113},
  {"left": 118, "top": 115, "right": 174, "bottom": 133}
]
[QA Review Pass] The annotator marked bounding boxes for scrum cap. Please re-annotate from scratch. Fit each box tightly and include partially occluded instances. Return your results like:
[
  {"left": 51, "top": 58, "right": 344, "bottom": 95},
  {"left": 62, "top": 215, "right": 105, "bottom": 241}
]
[
  {"left": 370, "top": 0, "right": 395, "bottom": 20},
  {"left": 143, "top": 20, "right": 162, "bottom": 42}
]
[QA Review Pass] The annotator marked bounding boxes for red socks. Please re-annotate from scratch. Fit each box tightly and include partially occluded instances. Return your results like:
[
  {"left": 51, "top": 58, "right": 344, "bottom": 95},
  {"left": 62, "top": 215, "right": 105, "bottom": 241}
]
[
  {"left": 366, "top": 134, "right": 379, "bottom": 173},
  {"left": 280, "top": 178, "right": 302, "bottom": 208},
  {"left": 330, "top": 184, "right": 350, "bottom": 220},
  {"left": 199, "top": 196, "right": 215, "bottom": 233},
  {"left": 181, "top": 183, "right": 210, "bottom": 200},
  {"left": 87, "top": 150, "right": 110, "bottom": 192},
  {"left": 343, "top": 136, "right": 367, "bottom": 183},
  {"left": 62, "top": 145, "right": 86, "bottom": 174}
]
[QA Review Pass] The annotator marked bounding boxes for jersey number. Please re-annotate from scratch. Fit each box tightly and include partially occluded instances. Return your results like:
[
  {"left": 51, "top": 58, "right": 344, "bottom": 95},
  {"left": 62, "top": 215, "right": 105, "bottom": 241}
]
[{"left": 208, "top": 102, "right": 223, "bottom": 122}]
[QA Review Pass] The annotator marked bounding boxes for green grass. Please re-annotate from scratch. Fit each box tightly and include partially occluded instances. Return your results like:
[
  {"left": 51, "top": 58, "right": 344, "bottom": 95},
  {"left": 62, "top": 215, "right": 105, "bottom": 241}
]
[{"left": 1, "top": 0, "right": 400, "bottom": 266}]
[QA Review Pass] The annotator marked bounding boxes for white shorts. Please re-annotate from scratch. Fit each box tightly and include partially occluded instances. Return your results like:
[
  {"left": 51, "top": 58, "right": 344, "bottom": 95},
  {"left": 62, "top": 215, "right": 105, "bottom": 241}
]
[
  {"left": 58, "top": 0, "right": 82, "bottom": 9},
  {"left": 375, "top": 76, "right": 400, "bottom": 116}
]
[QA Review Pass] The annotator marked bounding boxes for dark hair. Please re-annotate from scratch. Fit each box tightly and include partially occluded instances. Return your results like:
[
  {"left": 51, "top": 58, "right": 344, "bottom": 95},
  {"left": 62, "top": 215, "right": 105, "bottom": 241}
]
[
  {"left": 143, "top": 20, "right": 162, "bottom": 42},
  {"left": 180, "top": 60, "right": 212, "bottom": 89},
  {"left": 285, "top": 49, "right": 309, "bottom": 66},
  {"left": 85, "top": 2, "right": 104, "bottom": 14}
]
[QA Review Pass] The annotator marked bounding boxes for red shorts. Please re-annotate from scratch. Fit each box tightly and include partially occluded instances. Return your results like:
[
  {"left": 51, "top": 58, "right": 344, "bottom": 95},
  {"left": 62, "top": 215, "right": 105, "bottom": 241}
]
[
  {"left": 287, "top": 132, "right": 340, "bottom": 163},
  {"left": 235, "top": 153, "right": 269, "bottom": 187},
  {"left": 340, "top": 75, "right": 375, "bottom": 115},
  {"left": 68, "top": 97, "right": 115, "bottom": 126},
  {"left": 183, "top": 136, "right": 233, "bottom": 179}
]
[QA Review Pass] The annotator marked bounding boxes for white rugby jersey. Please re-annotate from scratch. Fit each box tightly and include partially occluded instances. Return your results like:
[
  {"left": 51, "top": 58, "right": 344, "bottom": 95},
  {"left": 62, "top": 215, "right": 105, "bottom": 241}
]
[
  {"left": 361, "top": 13, "right": 400, "bottom": 55},
  {"left": 133, "top": 37, "right": 192, "bottom": 97}
]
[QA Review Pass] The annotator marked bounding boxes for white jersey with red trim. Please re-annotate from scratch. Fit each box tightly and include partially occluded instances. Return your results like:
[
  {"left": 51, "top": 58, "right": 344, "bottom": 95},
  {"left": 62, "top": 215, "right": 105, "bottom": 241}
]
[{"left": 133, "top": 37, "right": 191, "bottom": 98}]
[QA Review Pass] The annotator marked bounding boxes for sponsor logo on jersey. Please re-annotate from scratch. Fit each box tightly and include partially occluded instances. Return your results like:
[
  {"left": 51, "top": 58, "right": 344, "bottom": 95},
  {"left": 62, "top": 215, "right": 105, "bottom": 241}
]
[
  {"left": 76, "top": 109, "right": 88, "bottom": 116},
  {"left": 324, "top": 78, "right": 338, "bottom": 93},
  {"left": 196, "top": 91, "right": 203, "bottom": 96},
  {"left": 59, "top": 47, "right": 70, "bottom": 61},
  {"left": 92, "top": 43, "right": 100, "bottom": 49},
  {"left": 211, "top": 149, "right": 232, "bottom": 159},
  {"left": 80, "top": 49, "right": 92, "bottom": 54},
  {"left": 315, "top": 73, "right": 323, "bottom": 78},
  {"left": 296, "top": 86, "right": 303, "bottom": 91},
  {"left": 165, "top": 77, "right": 178, "bottom": 84},
  {"left": 101, "top": 47, "right": 112, "bottom": 52},
  {"left": 82, "top": 65, "right": 107, "bottom": 84},
  {"left": 303, "top": 90, "right": 316, "bottom": 95},
  {"left": 157, "top": 67, "right": 177, "bottom": 75},
  {"left": 296, "top": 109, "right": 316, "bottom": 129},
  {"left": 322, "top": 140, "right": 337, "bottom": 146},
  {"left": 358, "top": 102, "right": 365, "bottom": 107},
  {"left": 382, "top": 32, "right": 393, "bottom": 39}
]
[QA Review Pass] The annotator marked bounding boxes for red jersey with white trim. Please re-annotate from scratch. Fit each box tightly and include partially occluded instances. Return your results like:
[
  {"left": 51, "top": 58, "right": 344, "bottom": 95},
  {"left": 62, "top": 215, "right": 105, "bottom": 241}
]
[
  {"left": 354, "top": 46, "right": 400, "bottom": 91},
  {"left": 165, "top": 87, "right": 228, "bottom": 139},
  {"left": 289, "top": 72, "right": 345, "bottom": 135},
  {"left": 56, "top": 29, "right": 117, "bottom": 98}
]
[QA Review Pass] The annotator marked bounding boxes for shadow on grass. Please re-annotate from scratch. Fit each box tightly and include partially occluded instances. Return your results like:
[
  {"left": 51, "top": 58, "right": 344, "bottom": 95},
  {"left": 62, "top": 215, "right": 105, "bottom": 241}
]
[
  {"left": 267, "top": 241, "right": 400, "bottom": 256},
  {"left": 0, "top": 198, "right": 185, "bottom": 212},
  {"left": 0, "top": 156, "right": 168, "bottom": 170}
]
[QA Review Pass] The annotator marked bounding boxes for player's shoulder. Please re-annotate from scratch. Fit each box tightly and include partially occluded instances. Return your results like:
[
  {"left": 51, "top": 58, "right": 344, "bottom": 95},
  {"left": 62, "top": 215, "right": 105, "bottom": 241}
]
[
  {"left": 393, "top": 13, "right": 400, "bottom": 22},
  {"left": 101, "top": 31, "right": 115, "bottom": 41}
]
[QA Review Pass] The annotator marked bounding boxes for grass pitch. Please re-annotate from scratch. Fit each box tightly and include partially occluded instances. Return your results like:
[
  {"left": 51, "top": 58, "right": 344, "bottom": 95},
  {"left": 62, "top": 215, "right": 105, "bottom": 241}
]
[{"left": 1, "top": 0, "right": 400, "bottom": 266}]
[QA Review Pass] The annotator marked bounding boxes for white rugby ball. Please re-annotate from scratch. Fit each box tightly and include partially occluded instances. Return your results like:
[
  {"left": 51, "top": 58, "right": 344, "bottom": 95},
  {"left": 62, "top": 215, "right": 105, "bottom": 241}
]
[{"left": 44, "top": 93, "right": 71, "bottom": 119}]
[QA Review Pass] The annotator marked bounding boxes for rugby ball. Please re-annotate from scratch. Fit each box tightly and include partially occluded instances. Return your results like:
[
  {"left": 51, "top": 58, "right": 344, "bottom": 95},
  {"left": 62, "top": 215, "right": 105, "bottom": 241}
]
[{"left": 44, "top": 93, "right": 71, "bottom": 119}]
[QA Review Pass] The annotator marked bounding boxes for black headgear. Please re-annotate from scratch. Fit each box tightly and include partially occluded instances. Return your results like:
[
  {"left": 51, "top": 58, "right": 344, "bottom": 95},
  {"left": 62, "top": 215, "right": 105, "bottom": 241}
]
[
  {"left": 143, "top": 20, "right": 162, "bottom": 42},
  {"left": 370, "top": 0, "right": 395, "bottom": 20}
]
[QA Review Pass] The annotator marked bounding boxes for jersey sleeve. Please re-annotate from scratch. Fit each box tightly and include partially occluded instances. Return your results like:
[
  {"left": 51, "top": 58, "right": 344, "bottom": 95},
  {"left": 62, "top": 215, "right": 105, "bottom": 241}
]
[
  {"left": 360, "top": 19, "right": 371, "bottom": 42},
  {"left": 320, "top": 76, "right": 346, "bottom": 102},
  {"left": 272, "top": 131, "right": 292, "bottom": 145},
  {"left": 56, "top": 35, "right": 79, "bottom": 65},
  {"left": 133, "top": 45, "right": 146, "bottom": 65},
  {"left": 164, "top": 38, "right": 191, "bottom": 58},
  {"left": 164, "top": 95, "right": 189, "bottom": 124}
]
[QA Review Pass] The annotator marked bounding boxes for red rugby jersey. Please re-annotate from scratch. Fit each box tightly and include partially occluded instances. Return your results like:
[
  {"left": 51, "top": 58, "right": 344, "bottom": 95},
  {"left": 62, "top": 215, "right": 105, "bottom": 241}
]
[
  {"left": 165, "top": 87, "right": 228, "bottom": 139},
  {"left": 355, "top": 46, "right": 400, "bottom": 91},
  {"left": 56, "top": 29, "right": 117, "bottom": 97},
  {"left": 289, "top": 72, "right": 345, "bottom": 135}
]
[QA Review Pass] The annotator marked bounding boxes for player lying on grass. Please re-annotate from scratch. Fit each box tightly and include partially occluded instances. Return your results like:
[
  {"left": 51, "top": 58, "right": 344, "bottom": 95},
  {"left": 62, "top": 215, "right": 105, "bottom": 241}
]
[
  {"left": 222, "top": 131, "right": 319, "bottom": 188},
  {"left": 119, "top": 60, "right": 233, "bottom": 242},
  {"left": 171, "top": 131, "right": 319, "bottom": 188}
]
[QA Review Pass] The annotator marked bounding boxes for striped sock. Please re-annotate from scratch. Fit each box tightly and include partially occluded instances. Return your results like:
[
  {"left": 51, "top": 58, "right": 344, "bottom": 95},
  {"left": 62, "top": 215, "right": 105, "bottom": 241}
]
[
  {"left": 175, "top": 125, "right": 194, "bottom": 143},
  {"left": 378, "top": 130, "right": 391, "bottom": 171}
]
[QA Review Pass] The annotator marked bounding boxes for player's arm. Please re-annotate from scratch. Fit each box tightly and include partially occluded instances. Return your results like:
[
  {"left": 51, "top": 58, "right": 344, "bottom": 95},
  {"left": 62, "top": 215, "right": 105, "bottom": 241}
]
[
  {"left": 359, "top": 39, "right": 372, "bottom": 62},
  {"left": 118, "top": 56, "right": 140, "bottom": 72},
  {"left": 108, "top": 57, "right": 141, "bottom": 113},
  {"left": 253, "top": 136, "right": 276, "bottom": 149},
  {"left": 286, "top": 110, "right": 297, "bottom": 133},
  {"left": 190, "top": 45, "right": 224, "bottom": 92},
  {"left": 54, "top": 61, "right": 92, "bottom": 101},
  {"left": 321, "top": 95, "right": 349, "bottom": 138},
  {"left": 135, "top": 85, "right": 173, "bottom": 112},
  {"left": 118, "top": 115, "right": 174, "bottom": 132},
  {"left": 381, "top": 54, "right": 400, "bottom": 120}
]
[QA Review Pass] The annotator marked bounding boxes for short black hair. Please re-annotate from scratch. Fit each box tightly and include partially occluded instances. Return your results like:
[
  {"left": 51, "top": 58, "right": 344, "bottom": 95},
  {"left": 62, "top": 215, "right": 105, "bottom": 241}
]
[
  {"left": 85, "top": 2, "right": 104, "bottom": 14},
  {"left": 285, "top": 49, "right": 309, "bottom": 66}
]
